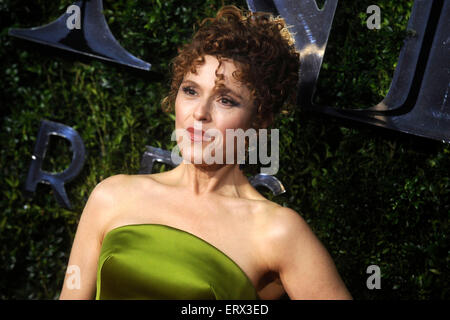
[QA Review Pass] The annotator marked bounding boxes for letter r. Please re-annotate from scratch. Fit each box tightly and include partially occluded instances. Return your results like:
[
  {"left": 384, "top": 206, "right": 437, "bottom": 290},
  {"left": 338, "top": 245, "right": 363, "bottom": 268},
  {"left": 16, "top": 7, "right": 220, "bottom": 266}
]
[{"left": 24, "top": 119, "right": 85, "bottom": 209}]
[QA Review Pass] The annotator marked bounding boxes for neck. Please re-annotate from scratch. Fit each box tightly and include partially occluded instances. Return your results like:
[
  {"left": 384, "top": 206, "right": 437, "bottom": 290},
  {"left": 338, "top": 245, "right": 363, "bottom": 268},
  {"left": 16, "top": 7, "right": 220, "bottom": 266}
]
[{"left": 171, "top": 161, "right": 248, "bottom": 197}]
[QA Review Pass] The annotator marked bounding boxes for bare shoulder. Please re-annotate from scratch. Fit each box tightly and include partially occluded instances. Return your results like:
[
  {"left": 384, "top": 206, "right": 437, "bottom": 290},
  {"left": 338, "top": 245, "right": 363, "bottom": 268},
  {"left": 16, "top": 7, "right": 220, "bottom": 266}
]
[
  {"left": 82, "top": 174, "right": 154, "bottom": 233},
  {"left": 257, "top": 205, "right": 352, "bottom": 299},
  {"left": 81, "top": 175, "right": 127, "bottom": 223},
  {"left": 258, "top": 205, "right": 310, "bottom": 244},
  {"left": 256, "top": 205, "right": 322, "bottom": 271},
  {"left": 92, "top": 173, "right": 160, "bottom": 203},
  {"left": 264, "top": 205, "right": 332, "bottom": 263},
  {"left": 92, "top": 174, "right": 130, "bottom": 196},
  {"left": 89, "top": 174, "right": 137, "bottom": 208}
]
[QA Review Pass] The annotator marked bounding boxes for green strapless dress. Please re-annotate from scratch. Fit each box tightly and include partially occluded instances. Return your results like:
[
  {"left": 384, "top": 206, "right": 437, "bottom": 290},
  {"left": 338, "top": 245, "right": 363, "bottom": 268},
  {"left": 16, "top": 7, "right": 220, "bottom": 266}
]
[{"left": 96, "top": 224, "right": 260, "bottom": 300}]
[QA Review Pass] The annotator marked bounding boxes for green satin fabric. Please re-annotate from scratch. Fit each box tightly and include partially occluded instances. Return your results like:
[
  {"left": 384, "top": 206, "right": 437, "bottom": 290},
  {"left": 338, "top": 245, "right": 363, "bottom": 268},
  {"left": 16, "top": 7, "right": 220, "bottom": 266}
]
[{"left": 96, "top": 224, "right": 260, "bottom": 300}]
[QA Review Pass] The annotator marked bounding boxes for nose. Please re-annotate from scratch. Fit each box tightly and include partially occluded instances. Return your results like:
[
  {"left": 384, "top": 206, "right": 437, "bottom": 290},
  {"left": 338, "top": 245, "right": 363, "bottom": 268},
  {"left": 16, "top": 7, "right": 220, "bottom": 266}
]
[{"left": 193, "top": 99, "right": 211, "bottom": 122}]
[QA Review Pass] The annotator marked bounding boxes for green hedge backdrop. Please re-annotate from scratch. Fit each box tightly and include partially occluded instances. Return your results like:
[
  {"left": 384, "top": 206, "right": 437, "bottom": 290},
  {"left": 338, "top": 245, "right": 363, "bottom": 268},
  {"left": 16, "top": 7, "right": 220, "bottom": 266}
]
[{"left": 1, "top": 0, "right": 448, "bottom": 299}]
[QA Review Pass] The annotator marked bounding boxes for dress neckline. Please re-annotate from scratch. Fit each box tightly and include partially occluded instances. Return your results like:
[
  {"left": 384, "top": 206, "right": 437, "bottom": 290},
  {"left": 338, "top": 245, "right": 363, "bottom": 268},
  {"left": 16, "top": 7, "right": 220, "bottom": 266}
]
[{"left": 102, "top": 223, "right": 261, "bottom": 299}]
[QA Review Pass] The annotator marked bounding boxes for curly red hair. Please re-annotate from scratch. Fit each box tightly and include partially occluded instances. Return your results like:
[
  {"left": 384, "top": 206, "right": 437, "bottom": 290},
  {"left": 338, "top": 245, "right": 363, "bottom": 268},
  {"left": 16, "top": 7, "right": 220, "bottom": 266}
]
[{"left": 162, "top": 5, "right": 300, "bottom": 129}]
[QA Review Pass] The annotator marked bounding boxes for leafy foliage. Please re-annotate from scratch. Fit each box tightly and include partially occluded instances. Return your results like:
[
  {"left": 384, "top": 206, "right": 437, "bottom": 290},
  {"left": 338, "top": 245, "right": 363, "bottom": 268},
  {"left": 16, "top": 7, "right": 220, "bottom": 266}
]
[{"left": 0, "top": 0, "right": 448, "bottom": 299}]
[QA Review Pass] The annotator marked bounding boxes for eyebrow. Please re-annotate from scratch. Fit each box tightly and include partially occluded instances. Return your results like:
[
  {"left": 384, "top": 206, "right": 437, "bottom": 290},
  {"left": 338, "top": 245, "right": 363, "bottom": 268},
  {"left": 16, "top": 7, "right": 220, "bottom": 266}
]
[{"left": 181, "top": 79, "right": 244, "bottom": 101}]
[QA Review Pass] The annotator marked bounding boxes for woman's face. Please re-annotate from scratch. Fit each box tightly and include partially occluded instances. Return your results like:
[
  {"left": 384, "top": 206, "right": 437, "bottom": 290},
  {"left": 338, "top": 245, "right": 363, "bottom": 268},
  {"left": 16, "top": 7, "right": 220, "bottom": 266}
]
[{"left": 174, "top": 55, "right": 256, "bottom": 166}]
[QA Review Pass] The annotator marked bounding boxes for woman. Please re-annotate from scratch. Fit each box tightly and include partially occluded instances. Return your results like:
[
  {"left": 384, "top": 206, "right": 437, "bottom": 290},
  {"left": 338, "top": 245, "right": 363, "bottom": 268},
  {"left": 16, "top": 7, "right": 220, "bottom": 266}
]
[{"left": 60, "top": 5, "right": 352, "bottom": 300}]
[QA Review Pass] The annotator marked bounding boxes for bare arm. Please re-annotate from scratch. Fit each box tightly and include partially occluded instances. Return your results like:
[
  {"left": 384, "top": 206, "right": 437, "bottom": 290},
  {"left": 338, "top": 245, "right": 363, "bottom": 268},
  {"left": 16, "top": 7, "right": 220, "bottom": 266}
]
[
  {"left": 59, "top": 175, "right": 123, "bottom": 299},
  {"left": 264, "top": 207, "right": 352, "bottom": 300}
]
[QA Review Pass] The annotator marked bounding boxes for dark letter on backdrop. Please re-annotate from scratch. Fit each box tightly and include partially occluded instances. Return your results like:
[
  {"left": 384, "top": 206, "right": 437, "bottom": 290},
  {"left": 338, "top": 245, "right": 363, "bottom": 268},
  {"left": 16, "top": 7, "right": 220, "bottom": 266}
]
[
  {"left": 247, "top": 0, "right": 450, "bottom": 143},
  {"left": 24, "top": 119, "right": 86, "bottom": 209}
]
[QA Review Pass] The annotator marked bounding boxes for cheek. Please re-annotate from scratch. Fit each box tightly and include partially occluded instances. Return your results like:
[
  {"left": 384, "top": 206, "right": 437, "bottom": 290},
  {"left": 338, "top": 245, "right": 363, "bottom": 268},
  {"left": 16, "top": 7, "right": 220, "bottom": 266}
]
[
  {"left": 216, "top": 109, "right": 255, "bottom": 132},
  {"left": 212, "top": 113, "right": 254, "bottom": 152},
  {"left": 174, "top": 93, "right": 189, "bottom": 127}
]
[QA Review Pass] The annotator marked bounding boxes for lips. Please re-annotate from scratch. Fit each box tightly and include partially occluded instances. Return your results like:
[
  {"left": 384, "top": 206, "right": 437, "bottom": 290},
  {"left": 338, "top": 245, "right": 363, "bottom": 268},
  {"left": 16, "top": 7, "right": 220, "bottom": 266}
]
[{"left": 186, "top": 126, "right": 211, "bottom": 142}]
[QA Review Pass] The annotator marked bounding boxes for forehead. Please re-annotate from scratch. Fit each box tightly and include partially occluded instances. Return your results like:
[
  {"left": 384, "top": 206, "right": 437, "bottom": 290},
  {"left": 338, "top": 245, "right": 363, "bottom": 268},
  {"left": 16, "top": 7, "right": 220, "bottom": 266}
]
[{"left": 184, "top": 55, "right": 250, "bottom": 96}]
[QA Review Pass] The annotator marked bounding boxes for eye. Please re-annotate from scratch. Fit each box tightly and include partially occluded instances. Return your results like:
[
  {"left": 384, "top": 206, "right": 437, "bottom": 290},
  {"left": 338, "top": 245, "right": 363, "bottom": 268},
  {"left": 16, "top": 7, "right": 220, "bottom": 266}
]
[
  {"left": 181, "top": 86, "right": 197, "bottom": 96},
  {"left": 219, "top": 96, "right": 239, "bottom": 107}
]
